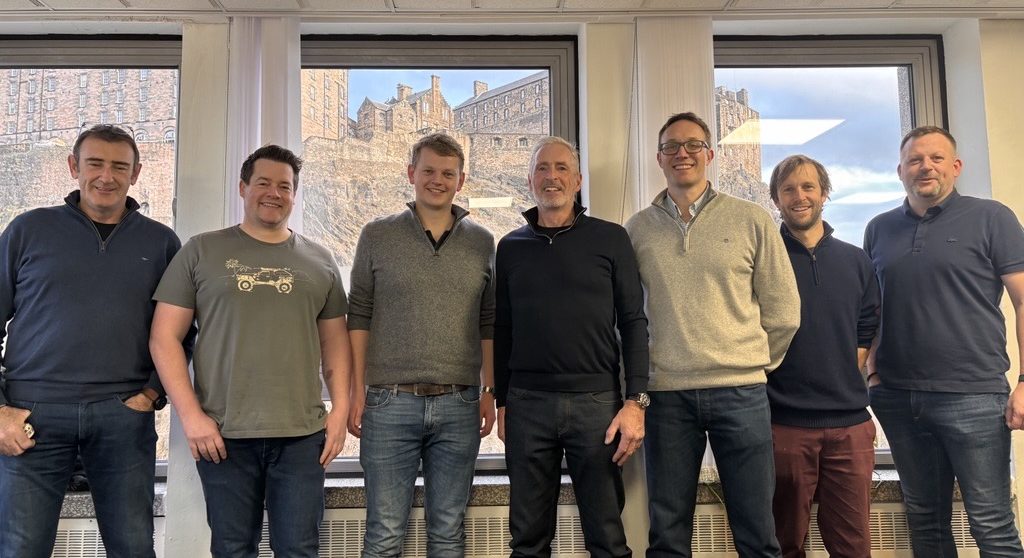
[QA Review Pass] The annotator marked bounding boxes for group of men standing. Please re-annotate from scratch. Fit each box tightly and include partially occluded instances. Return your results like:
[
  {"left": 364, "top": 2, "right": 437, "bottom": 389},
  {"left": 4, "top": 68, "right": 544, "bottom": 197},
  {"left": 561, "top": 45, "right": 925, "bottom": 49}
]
[{"left": 0, "top": 113, "right": 1022, "bottom": 558}]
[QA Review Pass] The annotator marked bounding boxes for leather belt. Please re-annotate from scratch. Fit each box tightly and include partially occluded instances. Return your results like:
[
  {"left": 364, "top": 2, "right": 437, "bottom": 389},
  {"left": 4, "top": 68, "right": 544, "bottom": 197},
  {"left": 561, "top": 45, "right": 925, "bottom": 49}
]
[{"left": 373, "top": 383, "right": 472, "bottom": 396}]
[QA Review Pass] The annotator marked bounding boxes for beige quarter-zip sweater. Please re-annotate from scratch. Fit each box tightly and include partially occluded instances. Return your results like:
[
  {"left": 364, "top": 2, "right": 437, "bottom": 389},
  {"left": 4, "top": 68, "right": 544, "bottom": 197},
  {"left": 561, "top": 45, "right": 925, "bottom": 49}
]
[{"left": 624, "top": 186, "right": 800, "bottom": 391}]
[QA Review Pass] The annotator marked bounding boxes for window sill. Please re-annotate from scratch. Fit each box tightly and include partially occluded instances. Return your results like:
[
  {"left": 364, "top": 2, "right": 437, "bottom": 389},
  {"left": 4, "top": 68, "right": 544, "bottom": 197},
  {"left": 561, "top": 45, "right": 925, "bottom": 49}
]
[{"left": 58, "top": 470, "right": 924, "bottom": 519}]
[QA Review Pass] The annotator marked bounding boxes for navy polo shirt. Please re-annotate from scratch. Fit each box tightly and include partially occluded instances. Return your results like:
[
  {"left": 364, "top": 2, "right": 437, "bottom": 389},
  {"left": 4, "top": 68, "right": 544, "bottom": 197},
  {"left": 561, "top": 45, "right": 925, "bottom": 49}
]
[{"left": 864, "top": 190, "right": 1024, "bottom": 393}]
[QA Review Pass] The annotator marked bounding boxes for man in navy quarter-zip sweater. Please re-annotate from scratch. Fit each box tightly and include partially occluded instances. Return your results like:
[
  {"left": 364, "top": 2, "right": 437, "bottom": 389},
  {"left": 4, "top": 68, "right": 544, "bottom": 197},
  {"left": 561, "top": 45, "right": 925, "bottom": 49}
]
[
  {"left": 496, "top": 136, "right": 649, "bottom": 558},
  {"left": 767, "top": 155, "right": 879, "bottom": 558},
  {"left": 0, "top": 125, "right": 183, "bottom": 558}
]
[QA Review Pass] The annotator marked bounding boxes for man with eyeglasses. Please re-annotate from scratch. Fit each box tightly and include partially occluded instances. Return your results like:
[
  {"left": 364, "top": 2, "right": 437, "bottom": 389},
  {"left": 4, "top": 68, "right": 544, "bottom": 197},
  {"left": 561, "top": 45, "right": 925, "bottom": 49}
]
[
  {"left": 0, "top": 124, "right": 183, "bottom": 557},
  {"left": 625, "top": 112, "right": 799, "bottom": 557},
  {"left": 865, "top": 126, "right": 1024, "bottom": 556}
]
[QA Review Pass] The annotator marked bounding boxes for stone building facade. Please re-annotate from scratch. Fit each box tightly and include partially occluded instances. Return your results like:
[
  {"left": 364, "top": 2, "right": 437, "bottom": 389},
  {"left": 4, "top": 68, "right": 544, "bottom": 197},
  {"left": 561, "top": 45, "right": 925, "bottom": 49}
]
[
  {"left": 713, "top": 85, "right": 775, "bottom": 213},
  {"left": 2, "top": 68, "right": 178, "bottom": 146},
  {"left": 453, "top": 71, "right": 549, "bottom": 135},
  {"left": 301, "top": 69, "right": 349, "bottom": 141},
  {"left": 351, "top": 75, "right": 455, "bottom": 141}
]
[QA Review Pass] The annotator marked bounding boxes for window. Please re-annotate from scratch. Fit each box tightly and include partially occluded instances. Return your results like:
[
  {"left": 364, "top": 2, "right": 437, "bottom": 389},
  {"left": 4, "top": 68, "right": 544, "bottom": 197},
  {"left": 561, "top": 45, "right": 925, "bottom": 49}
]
[
  {"left": 99, "top": 110, "right": 108, "bottom": 124},
  {"left": 7, "top": 69, "right": 16, "bottom": 77},
  {"left": 6, "top": 101, "right": 13, "bottom": 116},
  {"left": 25, "top": 118, "right": 33, "bottom": 132},
  {"left": 520, "top": 102, "right": 526, "bottom": 113},
  {"left": 503, "top": 94, "right": 509, "bottom": 105},
  {"left": 5, "top": 122, "right": 14, "bottom": 134},
  {"left": 78, "top": 92, "right": 86, "bottom": 108},
  {"left": 77, "top": 112, "right": 85, "bottom": 128},
  {"left": 139, "top": 86, "right": 149, "bottom": 102},
  {"left": 139, "top": 106, "right": 148, "bottom": 121},
  {"left": 8, "top": 82, "right": 16, "bottom": 96},
  {"left": 100, "top": 91, "right": 109, "bottom": 105},
  {"left": 534, "top": 98, "right": 541, "bottom": 108},
  {"left": 163, "top": 129, "right": 175, "bottom": 141},
  {"left": 102, "top": 70, "right": 110, "bottom": 85},
  {"left": 45, "top": 116, "right": 53, "bottom": 130},
  {"left": 27, "top": 81, "right": 35, "bottom": 94},
  {"left": 78, "top": 73, "right": 87, "bottom": 88},
  {"left": 503, "top": 108, "right": 509, "bottom": 120},
  {"left": 301, "top": 36, "right": 575, "bottom": 470},
  {"left": 27, "top": 99, "right": 34, "bottom": 113},
  {"left": 518, "top": 137, "right": 528, "bottom": 148},
  {"left": 46, "top": 76, "right": 55, "bottom": 92},
  {"left": 117, "top": 69, "right": 126, "bottom": 83},
  {"left": 46, "top": 98, "right": 54, "bottom": 111},
  {"left": 713, "top": 36, "right": 944, "bottom": 461},
  {"left": 115, "top": 109, "right": 123, "bottom": 124},
  {"left": 116, "top": 89, "right": 124, "bottom": 104},
  {"left": 140, "top": 68, "right": 149, "bottom": 81},
  {"left": 135, "top": 129, "right": 147, "bottom": 141}
]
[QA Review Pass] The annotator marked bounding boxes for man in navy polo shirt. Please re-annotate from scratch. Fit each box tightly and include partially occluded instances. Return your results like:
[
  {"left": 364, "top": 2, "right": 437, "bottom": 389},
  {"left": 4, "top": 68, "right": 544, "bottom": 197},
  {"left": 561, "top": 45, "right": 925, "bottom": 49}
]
[{"left": 865, "top": 126, "right": 1024, "bottom": 556}]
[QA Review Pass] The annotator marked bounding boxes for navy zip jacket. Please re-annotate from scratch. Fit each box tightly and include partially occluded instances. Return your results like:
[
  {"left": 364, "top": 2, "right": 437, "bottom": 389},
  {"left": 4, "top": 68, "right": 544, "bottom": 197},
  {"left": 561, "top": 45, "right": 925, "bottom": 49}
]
[
  {"left": 494, "top": 204, "right": 649, "bottom": 407},
  {"left": 767, "top": 222, "right": 880, "bottom": 428},
  {"left": 0, "top": 191, "right": 182, "bottom": 404}
]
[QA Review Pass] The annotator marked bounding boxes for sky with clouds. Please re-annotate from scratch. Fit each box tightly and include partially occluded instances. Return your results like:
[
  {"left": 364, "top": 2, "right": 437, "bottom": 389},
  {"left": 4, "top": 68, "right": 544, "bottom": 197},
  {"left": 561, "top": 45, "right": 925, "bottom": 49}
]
[{"left": 715, "top": 66, "right": 908, "bottom": 245}]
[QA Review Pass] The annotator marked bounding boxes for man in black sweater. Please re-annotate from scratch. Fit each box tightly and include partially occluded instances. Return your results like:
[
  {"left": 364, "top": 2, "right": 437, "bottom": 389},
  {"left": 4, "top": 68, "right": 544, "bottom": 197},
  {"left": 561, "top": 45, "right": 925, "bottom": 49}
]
[
  {"left": 495, "top": 136, "right": 649, "bottom": 558},
  {"left": 767, "top": 155, "right": 880, "bottom": 558}
]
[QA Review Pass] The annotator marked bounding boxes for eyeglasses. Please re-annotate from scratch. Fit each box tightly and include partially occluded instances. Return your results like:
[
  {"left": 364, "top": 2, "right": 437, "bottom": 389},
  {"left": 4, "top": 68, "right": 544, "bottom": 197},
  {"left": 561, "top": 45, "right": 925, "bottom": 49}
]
[{"left": 658, "top": 140, "right": 709, "bottom": 156}]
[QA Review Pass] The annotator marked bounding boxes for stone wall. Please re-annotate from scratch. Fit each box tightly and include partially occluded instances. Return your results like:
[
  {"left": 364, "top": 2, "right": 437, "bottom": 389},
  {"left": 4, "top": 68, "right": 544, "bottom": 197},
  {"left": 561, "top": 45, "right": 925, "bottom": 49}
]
[{"left": 0, "top": 141, "right": 176, "bottom": 231}]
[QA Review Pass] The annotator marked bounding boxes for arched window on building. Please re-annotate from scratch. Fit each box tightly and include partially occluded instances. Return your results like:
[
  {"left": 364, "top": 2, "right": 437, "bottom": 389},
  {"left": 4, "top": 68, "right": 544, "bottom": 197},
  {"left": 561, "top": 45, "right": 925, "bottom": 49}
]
[
  {"left": 503, "top": 108, "right": 509, "bottom": 119},
  {"left": 135, "top": 130, "right": 148, "bottom": 141},
  {"left": 518, "top": 137, "right": 528, "bottom": 148},
  {"left": 163, "top": 129, "right": 175, "bottom": 141},
  {"left": 492, "top": 137, "right": 502, "bottom": 147}
]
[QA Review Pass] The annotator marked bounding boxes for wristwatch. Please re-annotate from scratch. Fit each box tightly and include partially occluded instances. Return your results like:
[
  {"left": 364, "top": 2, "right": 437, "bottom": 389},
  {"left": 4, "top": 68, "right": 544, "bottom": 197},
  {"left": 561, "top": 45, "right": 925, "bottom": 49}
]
[{"left": 627, "top": 392, "right": 651, "bottom": 409}]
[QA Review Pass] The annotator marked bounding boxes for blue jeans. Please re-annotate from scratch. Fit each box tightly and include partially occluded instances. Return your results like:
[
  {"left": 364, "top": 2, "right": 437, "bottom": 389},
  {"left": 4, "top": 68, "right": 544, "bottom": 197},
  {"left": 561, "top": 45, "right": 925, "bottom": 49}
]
[
  {"left": 0, "top": 397, "right": 157, "bottom": 558},
  {"left": 645, "top": 385, "right": 780, "bottom": 558},
  {"left": 195, "top": 431, "right": 327, "bottom": 558},
  {"left": 505, "top": 388, "right": 629, "bottom": 558},
  {"left": 359, "top": 385, "right": 481, "bottom": 558},
  {"left": 870, "top": 385, "right": 1024, "bottom": 557}
]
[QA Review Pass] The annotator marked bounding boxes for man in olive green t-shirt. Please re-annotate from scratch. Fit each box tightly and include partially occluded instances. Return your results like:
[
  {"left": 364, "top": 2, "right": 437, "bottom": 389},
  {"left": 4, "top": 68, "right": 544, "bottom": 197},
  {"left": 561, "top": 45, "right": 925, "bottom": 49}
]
[{"left": 150, "top": 145, "right": 352, "bottom": 558}]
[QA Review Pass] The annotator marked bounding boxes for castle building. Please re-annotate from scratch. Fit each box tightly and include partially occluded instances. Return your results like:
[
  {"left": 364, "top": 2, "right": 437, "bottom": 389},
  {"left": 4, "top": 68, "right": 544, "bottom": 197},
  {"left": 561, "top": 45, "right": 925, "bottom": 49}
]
[{"left": 453, "top": 70, "right": 549, "bottom": 136}]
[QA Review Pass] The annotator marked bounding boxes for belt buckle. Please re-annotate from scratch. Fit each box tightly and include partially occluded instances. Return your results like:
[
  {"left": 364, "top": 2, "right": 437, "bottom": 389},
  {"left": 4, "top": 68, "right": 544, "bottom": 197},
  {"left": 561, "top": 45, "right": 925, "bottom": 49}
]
[{"left": 413, "top": 383, "right": 446, "bottom": 396}]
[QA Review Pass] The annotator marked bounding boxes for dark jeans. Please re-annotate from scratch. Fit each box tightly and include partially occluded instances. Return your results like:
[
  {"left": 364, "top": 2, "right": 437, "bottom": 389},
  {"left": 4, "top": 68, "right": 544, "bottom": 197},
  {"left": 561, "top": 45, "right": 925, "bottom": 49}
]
[
  {"left": 771, "top": 420, "right": 876, "bottom": 558},
  {"left": 0, "top": 397, "right": 157, "bottom": 558},
  {"left": 505, "top": 388, "right": 630, "bottom": 558},
  {"left": 870, "top": 385, "right": 1024, "bottom": 558},
  {"left": 645, "top": 385, "right": 780, "bottom": 558},
  {"left": 196, "top": 431, "right": 326, "bottom": 558}
]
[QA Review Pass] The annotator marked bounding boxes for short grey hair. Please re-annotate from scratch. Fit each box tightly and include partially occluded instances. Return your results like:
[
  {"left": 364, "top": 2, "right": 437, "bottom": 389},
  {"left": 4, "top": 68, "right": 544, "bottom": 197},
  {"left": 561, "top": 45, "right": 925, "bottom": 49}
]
[{"left": 528, "top": 136, "right": 580, "bottom": 175}]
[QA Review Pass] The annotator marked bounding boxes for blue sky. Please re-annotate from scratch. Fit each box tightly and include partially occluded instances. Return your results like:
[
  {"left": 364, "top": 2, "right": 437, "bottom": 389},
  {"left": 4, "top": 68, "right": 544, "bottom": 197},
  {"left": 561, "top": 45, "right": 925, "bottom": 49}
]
[
  {"left": 347, "top": 68, "right": 540, "bottom": 118},
  {"left": 715, "top": 66, "right": 908, "bottom": 245}
]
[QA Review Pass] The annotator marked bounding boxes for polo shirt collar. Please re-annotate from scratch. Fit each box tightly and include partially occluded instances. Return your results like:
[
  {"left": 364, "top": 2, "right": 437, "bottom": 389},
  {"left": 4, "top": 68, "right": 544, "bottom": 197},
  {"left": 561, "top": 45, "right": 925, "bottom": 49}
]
[{"left": 902, "top": 189, "right": 961, "bottom": 219}]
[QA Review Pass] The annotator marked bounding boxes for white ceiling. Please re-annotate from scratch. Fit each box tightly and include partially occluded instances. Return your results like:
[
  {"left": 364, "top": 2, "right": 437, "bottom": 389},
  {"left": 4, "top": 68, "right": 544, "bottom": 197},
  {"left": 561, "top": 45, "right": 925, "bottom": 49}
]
[{"left": 0, "top": 0, "right": 1023, "bottom": 20}]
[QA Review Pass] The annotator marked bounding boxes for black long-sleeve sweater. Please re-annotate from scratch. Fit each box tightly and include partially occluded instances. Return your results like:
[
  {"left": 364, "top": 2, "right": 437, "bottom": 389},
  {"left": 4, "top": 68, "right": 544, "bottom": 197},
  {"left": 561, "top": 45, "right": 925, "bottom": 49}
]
[
  {"left": 767, "top": 222, "right": 880, "bottom": 428},
  {"left": 494, "top": 205, "right": 649, "bottom": 407}
]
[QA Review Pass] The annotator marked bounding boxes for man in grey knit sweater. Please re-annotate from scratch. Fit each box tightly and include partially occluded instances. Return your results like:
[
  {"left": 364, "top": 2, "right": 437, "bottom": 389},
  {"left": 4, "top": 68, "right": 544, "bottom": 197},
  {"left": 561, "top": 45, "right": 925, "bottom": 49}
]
[
  {"left": 625, "top": 112, "right": 799, "bottom": 558},
  {"left": 347, "top": 133, "right": 496, "bottom": 558}
]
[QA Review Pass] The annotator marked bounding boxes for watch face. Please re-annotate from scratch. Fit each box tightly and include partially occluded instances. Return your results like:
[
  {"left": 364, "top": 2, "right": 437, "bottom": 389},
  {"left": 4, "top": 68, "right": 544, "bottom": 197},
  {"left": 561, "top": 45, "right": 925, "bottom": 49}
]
[{"left": 631, "top": 393, "right": 651, "bottom": 408}]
